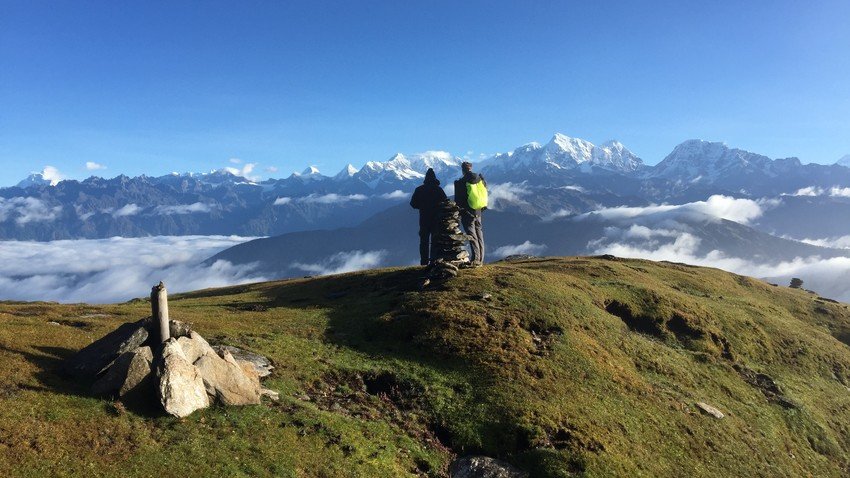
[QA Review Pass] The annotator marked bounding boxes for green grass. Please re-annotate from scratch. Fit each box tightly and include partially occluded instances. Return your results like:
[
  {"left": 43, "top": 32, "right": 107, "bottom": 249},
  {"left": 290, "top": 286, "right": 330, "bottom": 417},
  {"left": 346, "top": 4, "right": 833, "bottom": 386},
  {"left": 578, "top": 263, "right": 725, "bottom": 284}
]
[{"left": 1, "top": 256, "right": 850, "bottom": 477}]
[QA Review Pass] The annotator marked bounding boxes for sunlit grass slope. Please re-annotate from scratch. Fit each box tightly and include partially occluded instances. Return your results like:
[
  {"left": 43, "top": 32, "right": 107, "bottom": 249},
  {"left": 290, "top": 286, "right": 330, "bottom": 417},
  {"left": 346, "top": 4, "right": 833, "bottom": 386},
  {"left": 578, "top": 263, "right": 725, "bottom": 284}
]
[{"left": 1, "top": 256, "right": 849, "bottom": 477}]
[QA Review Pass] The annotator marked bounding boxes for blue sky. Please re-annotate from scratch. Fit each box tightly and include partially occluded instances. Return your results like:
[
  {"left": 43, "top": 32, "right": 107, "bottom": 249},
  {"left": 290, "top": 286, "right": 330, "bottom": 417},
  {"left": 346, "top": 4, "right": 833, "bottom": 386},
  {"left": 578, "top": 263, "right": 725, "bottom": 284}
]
[{"left": 2, "top": 0, "right": 849, "bottom": 185}]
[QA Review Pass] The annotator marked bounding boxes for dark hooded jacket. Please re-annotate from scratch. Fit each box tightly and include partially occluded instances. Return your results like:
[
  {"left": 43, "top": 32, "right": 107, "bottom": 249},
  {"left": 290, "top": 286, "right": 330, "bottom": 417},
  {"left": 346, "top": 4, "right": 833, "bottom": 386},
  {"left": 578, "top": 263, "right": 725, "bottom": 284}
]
[
  {"left": 410, "top": 169, "right": 448, "bottom": 227},
  {"left": 454, "top": 170, "right": 487, "bottom": 215}
]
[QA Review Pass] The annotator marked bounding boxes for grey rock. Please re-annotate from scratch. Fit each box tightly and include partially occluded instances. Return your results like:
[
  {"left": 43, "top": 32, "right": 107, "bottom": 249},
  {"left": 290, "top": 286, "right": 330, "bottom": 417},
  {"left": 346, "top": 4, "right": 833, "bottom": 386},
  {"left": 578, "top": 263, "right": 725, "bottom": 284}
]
[
  {"left": 195, "top": 350, "right": 261, "bottom": 406},
  {"left": 64, "top": 319, "right": 149, "bottom": 380},
  {"left": 260, "top": 388, "right": 280, "bottom": 401},
  {"left": 450, "top": 456, "right": 528, "bottom": 478},
  {"left": 169, "top": 320, "right": 193, "bottom": 338},
  {"left": 158, "top": 339, "right": 209, "bottom": 418},
  {"left": 212, "top": 345, "right": 274, "bottom": 378},
  {"left": 91, "top": 351, "right": 135, "bottom": 397},
  {"left": 119, "top": 346, "right": 154, "bottom": 401},
  {"left": 695, "top": 401, "right": 725, "bottom": 419}
]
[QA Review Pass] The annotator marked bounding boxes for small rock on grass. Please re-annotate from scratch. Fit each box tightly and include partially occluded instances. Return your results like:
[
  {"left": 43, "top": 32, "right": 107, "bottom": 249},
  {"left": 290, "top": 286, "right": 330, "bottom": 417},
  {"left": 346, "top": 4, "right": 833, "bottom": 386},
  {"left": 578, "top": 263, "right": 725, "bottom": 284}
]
[
  {"left": 260, "top": 388, "right": 280, "bottom": 401},
  {"left": 450, "top": 456, "right": 528, "bottom": 478},
  {"left": 695, "top": 401, "right": 725, "bottom": 419}
]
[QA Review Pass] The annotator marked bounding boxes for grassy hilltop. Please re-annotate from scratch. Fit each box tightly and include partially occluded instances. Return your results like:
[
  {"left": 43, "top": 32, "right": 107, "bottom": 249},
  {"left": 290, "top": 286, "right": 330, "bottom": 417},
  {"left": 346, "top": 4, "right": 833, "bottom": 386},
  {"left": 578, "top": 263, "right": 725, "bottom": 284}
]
[{"left": 1, "top": 256, "right": 849, "bottom": 477}]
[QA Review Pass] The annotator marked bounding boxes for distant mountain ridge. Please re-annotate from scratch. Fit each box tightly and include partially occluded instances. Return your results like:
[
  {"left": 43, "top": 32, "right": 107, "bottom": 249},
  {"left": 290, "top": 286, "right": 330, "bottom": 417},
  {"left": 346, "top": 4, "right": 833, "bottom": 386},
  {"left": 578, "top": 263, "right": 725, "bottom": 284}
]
[{"left": 4, "top": 133, "right": 850, "bottom": 240}]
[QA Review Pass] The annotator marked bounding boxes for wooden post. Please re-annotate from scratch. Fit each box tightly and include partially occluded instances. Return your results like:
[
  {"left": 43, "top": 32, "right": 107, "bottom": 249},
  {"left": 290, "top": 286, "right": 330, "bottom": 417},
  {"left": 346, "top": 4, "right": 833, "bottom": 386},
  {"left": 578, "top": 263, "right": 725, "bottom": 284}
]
[{"left": 151, "top": 281, "right": 170, "bottom": 343}]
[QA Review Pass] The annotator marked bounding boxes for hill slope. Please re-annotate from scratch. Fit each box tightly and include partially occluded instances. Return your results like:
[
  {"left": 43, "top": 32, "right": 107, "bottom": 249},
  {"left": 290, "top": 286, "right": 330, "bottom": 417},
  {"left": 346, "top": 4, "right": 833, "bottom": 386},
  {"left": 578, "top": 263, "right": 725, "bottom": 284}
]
[{"left": 1, "top": 257, "right": 850, "bottom": 477}]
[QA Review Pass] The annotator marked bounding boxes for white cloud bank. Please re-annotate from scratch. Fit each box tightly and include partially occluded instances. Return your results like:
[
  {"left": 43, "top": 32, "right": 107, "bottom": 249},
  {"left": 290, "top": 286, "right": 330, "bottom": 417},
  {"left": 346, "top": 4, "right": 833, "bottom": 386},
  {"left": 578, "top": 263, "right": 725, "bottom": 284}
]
[
  {"left": 0, "top": 197, "right": 63, "bottom": 225},
  {"left": 488, "top": 182, "right": 532, "bottom": 208},
  {"left": 798, "top": 235, "right": 850, "bottom": 249},
  {"left": 112, "top": 204, "right": 143, "bottom": 217},
  {"left": 588, "top": 224, "right": 850, "bottom": 302},
  {"left": 273, "top": 194, "right": 368, "bottom": 206},
  {"left": 789, "top": 186, "right": 850, "bottom": 197},
  {"left": 556, "top": 195, "right": 768, "bottom": 224},
  {"left": 292, "top": 250, "right": 386, "bottom": 276},
  {"left": 86, "top": 161, "right": 106, "bottom": 171},
  {"left": 0, "top": 235, "right": 265, "bottom": 303},
  {"left": 380, "top": 190, "right": 409, "bottom": 200},
  {"left": 154, "top": 202, "right": 214, "bottom": 215}
]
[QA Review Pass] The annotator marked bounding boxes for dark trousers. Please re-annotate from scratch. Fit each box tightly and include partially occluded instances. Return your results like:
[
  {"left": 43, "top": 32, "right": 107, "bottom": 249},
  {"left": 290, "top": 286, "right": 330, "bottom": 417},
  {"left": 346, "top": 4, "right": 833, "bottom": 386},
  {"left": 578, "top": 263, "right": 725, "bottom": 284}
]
[
  {"left": 419, "top": 221, "right": 435, "bottom": 266},
  {"left": 461, "top": 212, "right": 484, "bottom": 264}
]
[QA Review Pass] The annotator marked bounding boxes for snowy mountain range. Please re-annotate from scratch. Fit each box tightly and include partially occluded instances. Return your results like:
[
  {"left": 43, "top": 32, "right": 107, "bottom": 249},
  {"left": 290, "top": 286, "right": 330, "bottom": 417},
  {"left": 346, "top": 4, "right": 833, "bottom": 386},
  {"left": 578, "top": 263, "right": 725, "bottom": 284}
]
[
  {"left": 3, "top": 133, "right": 850, "bottom": 241},
  {"left": 484, "top": 133, "right": 645, "bottom": 176}
]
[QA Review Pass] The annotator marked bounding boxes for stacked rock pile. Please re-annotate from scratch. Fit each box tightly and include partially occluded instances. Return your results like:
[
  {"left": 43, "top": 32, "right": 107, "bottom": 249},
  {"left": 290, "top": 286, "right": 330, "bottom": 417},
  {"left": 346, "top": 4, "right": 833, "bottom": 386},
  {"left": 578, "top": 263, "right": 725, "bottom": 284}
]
[
  {"left": 426, "top": 200, "right": 471, "bottom": 282},
  {"left": 64, "top": 317, "right": 276, "bottom": 418}
]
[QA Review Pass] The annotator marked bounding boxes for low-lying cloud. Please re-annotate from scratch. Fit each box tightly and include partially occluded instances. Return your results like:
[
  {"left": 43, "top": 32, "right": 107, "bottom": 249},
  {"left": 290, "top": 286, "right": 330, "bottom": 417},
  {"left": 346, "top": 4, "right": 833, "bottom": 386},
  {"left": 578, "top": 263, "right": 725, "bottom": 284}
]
[
  {"left": 798, "top": 235, "right": 850, "bottom": 249},
  {"left": 154, "top": 202, "right": 214, "bottom": 215},
  {"left": 112, "top": 204, "right": 143, "bottom": 217},
  {"left": 488, "top": 182, "right": 532, "bottom": 208},
  {"left": 0, "top": 197, "right": 63, "bottom": 224},
  {"left": 291, "top": 250, "right": 386, "bottom": 276},
  {"left": 549, "top": 194, "right": 768, "bottom": 223},
  {"left": 588, "top": 224, "right": 850, "bottom": 302},
  {"left": 273, "top": 193, "right": 370, "bottom": 205},
  {"left": 789, "top": 186, "right": 850, "bottom": 197},
  {"left": 0, "top": 235, "right": 265, "bottom": 303},
  {"left": 380, "top": 190, "right": 408, "bottom": 200}
]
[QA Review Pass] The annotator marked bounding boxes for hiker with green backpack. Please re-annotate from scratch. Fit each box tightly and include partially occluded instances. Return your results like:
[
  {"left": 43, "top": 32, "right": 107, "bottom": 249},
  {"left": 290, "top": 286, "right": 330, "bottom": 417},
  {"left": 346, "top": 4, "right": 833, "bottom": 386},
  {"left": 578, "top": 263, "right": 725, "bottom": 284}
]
[{"left": 454, "top": 161, "right": 488, "bottom": 267}]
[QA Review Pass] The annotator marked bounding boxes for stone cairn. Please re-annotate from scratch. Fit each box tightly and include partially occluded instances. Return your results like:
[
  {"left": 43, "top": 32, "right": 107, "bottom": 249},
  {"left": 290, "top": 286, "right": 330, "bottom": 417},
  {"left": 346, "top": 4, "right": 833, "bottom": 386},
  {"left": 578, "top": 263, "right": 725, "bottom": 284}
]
[
  {"left": 63, "top": 282, "right": 277, "bottom": 418},
  {"left": 423, "top": 200, "right": 472, "bottom": 285}
]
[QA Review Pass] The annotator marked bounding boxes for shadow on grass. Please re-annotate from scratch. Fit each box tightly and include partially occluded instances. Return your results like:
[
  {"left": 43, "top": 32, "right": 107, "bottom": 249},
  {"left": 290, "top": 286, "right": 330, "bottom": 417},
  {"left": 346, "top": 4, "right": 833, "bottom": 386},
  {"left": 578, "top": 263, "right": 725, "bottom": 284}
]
[
  {"left": 4, "top": 344, "right": 162, "bottom": 417},
  {"left": 250, "top": 267, "right": 521, "bottom": 457}
]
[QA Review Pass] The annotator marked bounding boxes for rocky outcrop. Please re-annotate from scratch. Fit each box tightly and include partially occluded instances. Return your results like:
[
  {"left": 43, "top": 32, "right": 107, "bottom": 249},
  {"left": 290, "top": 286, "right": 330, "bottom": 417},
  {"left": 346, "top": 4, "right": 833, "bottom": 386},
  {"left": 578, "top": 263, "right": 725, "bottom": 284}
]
[{"left": 64, "top": 318, "right": 275, "bottom": 417}]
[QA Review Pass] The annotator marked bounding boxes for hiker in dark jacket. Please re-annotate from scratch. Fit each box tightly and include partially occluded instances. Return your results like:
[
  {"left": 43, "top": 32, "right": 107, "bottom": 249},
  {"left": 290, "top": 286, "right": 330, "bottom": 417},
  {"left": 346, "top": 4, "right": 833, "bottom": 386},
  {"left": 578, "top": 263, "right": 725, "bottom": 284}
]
[
  {"left": 410, "top": 168, "right": 448, "bottom": 265},
  {"left": 454, "top": 161, "right": 486, "bottom": 266}
]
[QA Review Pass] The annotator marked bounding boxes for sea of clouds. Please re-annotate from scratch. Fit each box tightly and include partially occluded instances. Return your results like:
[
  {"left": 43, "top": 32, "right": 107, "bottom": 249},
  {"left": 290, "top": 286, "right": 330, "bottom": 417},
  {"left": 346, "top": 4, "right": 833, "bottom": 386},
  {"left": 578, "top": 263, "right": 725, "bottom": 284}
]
[
  {"left": 574, "top": 195, "right": 850, "bottom": 301},
  {"left": 0, "top": 236, "right": 268, "bottom": 304},
  {"left": 5, "top": 191, "right": 850, "bottom": 304}
]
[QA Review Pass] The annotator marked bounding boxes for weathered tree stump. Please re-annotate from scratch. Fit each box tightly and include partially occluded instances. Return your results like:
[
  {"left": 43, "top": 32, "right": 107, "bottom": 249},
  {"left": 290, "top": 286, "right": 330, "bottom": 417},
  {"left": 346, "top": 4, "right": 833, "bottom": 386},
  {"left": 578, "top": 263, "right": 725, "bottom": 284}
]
[{"left": 151, "top": 281, "right": 170, "bottom": 343}]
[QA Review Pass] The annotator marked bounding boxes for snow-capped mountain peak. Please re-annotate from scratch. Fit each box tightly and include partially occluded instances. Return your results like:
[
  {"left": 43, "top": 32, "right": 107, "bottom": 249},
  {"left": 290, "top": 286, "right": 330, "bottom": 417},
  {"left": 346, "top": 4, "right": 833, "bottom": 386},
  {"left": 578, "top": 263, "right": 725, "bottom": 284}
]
[
  {"left": 649, "top": 139, "right": 773, "bottom": 181},
  {"left": 545, "top": 133, "right": 594, "bottom": 162},
  {"left": 592, "top": 139, "right": 644, "bottom": 172},
  {"left": 334, "top": 164, "right": 358, "bottom": 180},
  {"left": 301, "top": 166, "right": 321, "bottom": 176},
  {"left": 16, "top": 166, "right": 64, "bottom": 188},
  {"left": 406, "top": 151, "right": 463, "bottom": 176},
  {"left": 16, "top": 173, "right": 55, "bottom": 189}
]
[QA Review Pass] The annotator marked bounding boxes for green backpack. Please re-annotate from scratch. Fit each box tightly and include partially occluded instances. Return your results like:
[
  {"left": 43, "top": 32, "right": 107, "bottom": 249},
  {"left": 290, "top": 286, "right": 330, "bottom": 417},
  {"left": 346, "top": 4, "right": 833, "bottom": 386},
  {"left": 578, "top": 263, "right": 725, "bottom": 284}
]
[{"left": 466, "top": 181, "right": 488, "bottom": 210}]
